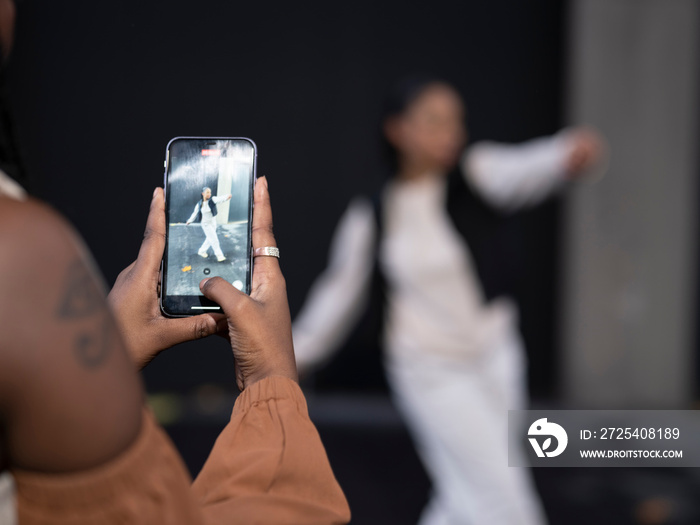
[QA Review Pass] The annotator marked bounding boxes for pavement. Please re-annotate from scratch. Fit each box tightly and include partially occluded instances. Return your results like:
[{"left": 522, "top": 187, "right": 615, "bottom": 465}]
[{"left": 166, "top": 222, "right": 249, "bottom": 296}]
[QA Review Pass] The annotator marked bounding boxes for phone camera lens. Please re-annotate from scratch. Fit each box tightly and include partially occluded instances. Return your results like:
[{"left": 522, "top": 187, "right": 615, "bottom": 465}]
[{"left": 203, "top": 268, "right": 211, "bottom": 275}]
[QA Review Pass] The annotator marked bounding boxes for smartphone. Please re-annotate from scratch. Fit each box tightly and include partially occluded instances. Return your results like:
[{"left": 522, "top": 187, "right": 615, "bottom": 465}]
[{"left": 160, "top": 137, "right": 256, "bottom": 317}]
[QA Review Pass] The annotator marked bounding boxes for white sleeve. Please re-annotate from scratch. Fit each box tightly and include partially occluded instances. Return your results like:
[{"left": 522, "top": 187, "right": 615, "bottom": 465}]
[
  {"left": 463, "top": 130, "right": 576, "bottom": 212},
  {"left": 212, "top": 195, "right": 229, "bottom": 204},
  {"left": 186, "top": 202, "right": 200, "bottom": 223},
  {"left": 292, "top": 198, "right": 377, "bottom": 373}
]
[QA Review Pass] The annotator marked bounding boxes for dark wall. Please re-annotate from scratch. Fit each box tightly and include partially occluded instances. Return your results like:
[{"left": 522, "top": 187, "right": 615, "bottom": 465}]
[{"left": 7, "top": 0, "right": 565, "bottom": 396}]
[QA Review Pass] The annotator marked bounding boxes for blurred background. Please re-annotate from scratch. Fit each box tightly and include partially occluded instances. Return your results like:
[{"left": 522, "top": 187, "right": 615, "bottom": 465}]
[{"left": 5, "top": 0, "right": 699, "bottom": 523}]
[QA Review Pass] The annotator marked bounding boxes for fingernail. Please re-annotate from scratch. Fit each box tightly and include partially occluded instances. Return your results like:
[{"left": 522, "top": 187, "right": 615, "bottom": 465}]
[
  {"left": 201, "top": 278, "right": 211, "bottom": 287},
  {"left": 261, "top": 176, "right": 268, "bottom": 191},
  {"left": 153, "top": 187, "right": 159, "bottom": 198}
]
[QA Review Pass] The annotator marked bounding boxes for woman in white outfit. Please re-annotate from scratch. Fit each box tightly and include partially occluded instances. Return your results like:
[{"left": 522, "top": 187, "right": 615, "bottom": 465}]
[
  {"left": 186, "top": 186, "right": 232, "bottom": 262},
  {"left": 293, "top": 77, "right": 603, "bottom": 525}
]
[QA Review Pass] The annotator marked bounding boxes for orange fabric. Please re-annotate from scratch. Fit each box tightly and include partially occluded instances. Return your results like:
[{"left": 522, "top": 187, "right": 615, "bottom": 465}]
[
  {"left": 13, "top": 408, "right": 202, "bottom": 525},
  {"left": 192, "top": 376, "right": 350, "bottom": 525},
  {"left": 12, "top": 377, "right": 350, "bottom": 524}
]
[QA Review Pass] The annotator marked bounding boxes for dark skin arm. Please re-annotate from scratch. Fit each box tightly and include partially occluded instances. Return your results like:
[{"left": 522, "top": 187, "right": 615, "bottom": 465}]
[
  {"left": 108, "top": 188, "right": 222, "bottom": 370},
  {"left": 200, "top": 176, "right": 297, "bottom": 391},
  {"left": 0, "top": 197, "right": 142, "bottom": 473}
]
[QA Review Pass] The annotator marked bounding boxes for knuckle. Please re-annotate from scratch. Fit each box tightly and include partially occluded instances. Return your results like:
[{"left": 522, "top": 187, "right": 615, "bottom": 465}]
[
  {"left": 252, "top": 223, "right": 274, "bottom": 238},
  {"left": 143, "top": 227, "right": 165, "bottom": 243},
  {"left": 192, "top": 318, "right": 211, "bottom": 340}
]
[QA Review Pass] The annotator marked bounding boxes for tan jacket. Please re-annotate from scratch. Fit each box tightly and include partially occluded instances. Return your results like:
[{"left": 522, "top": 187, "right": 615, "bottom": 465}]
[{"left": 11, "top": 377, "right": 350, "bottom": 524}]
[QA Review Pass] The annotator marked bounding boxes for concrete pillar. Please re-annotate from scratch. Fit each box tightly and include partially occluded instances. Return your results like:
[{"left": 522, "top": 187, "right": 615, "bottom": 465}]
[{"left": 562, "top": 0, "right": 699, "bottom": 407}]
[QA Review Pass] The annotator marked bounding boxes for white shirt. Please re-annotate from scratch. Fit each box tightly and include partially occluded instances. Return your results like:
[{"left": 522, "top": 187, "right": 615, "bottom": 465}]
[
  {"left": 0, "top": 169, "right": 26, "bottom": 200},
  {"left": 380, "top": 174, "right": 516, "bottom": 363},
  {"left": 292, "top": 131, "right": 577, "bottom": 371}
]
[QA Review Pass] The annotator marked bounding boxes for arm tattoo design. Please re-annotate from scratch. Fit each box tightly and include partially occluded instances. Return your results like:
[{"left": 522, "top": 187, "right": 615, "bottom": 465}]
[
  {"left": 57, "top": 260, "right": 104, "bottom": 318},
  {"left": 56, "top": 260, "right": 114, "bottom": 368}
]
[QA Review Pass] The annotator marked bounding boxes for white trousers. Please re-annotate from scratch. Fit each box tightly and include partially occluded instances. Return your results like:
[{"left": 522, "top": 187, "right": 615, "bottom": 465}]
[
  {"left": 199, "top": 219, "right": 224, "bottom": 258},
  {"left": 386, "top": 329, "right": 547, "bottom": 525}
]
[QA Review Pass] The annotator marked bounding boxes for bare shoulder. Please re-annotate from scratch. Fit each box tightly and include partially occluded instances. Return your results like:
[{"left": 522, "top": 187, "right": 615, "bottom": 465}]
[
  {"left": 0, "top": 197, "right": 101, "bottom": 357},
  {"left": 0, "top": 195, "right": 65, "bottom": 230},
  {"left": 0, "top": 196, "right": 116, "bottom": 380},
  {"left": 0, "top": 196, "right": 92, "bottom": 274},
  {"left": 0, "top": 196, "right": 116, "bottom": 373},
  {"left": 0, "top": 196, "right": 143, "bottom": 472}
]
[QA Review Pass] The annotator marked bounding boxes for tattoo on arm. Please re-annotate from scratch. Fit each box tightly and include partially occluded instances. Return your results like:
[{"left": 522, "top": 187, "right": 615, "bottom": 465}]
[
  {"left": 57, "top": 260, "right": 104, "bottom": 318},
  {"left": 56, "top": 260, "right": 114, "bottom": 369}
]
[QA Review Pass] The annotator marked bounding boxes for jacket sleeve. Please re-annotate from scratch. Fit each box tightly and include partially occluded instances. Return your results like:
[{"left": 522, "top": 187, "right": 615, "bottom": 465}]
[
  {"left": 292, "top": 197, "right": 377, "bottom": 372},
  {"left": 187, "top": 202, "right": 201, "bottom": 223},
  {"left": 12, "top": 380, "right": 350, "bottom": 525},
  {"left": 191, "top": 376, "right": 351, "bottom": 525},
  {"left": 12, "top": 408, "right": 206, "bottom": 525},
  {"left": 462, "top": 129, "right": 576, "bottom": 212}
]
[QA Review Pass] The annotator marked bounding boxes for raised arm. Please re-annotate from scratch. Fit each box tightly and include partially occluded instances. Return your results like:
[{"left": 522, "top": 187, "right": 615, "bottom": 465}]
[
  {"left": 292, "top": 197, "right": 377, "bottom": 373},
  {"left": 211, "top": 194, "right": 232, "bottom": 204},
  {"left": 463, "top": 127, "right": 604, "bottom": 212}
]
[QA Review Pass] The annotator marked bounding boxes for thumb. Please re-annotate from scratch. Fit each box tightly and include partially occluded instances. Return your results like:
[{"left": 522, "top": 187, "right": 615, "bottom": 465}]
[{"left": 200, "top": 277, "right": 248, "bottom": 315}]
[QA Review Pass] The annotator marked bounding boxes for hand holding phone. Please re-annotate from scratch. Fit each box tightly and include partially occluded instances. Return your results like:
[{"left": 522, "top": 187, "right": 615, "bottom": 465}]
[
  {"left": 108, "top": 188, "right": 223, "bottom": 369},
  {"left": 199, "top": 176, "right": 297, "bottom": 391}
]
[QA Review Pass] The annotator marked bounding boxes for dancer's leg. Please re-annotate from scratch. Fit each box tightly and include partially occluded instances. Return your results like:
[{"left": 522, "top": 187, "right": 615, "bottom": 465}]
[
  {"left": 387, "top": 333, "right": 547, "bottom": 525},
  {"left": 201, "top": 221, "right": 224, "bottom": 259},
  {"left": 198, "top": 225, "right": 211, "bottom": 256}
]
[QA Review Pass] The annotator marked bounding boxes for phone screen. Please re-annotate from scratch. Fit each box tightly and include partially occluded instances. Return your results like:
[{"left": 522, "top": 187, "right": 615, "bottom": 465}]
[{"left": 161, "top": 137, "right": 256, "bottom": 316}]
